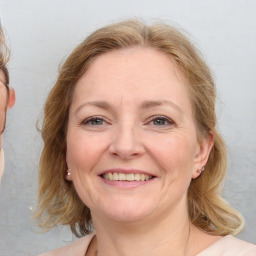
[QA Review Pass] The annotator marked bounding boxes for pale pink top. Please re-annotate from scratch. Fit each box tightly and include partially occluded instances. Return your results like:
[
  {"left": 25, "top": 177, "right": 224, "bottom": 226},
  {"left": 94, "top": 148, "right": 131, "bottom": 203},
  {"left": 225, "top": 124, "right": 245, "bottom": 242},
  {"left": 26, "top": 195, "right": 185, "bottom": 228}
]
[{"left": 40, "top": 232, "right": 256, "bottom": 256}]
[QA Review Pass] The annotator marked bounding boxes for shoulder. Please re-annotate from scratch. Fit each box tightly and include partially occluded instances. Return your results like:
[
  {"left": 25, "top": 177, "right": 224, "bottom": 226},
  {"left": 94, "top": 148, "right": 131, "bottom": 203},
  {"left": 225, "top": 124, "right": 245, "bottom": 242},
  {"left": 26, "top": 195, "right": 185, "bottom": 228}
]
[
  {"left": 39, "top": 232, "right": 95, "bottom": 256},
  {"left": 222, "top": 236, "right": 256, "bottom": 255},
  {"left": 198, "top": 235, "right": 256, "bottom": 256}
]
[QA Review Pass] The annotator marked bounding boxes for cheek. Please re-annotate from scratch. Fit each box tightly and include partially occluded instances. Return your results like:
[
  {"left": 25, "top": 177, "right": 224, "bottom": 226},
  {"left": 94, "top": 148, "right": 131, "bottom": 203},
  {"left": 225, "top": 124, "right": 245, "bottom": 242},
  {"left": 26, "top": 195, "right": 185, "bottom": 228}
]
[
  {"left": 66, "top": 131, "right": 106, "bottom": 207},
  {"left": 147, "top": 133, "right": 197, "bottom": 174},
  {"left": 66, "top": 130, "right": 108, "bottom": 172}
]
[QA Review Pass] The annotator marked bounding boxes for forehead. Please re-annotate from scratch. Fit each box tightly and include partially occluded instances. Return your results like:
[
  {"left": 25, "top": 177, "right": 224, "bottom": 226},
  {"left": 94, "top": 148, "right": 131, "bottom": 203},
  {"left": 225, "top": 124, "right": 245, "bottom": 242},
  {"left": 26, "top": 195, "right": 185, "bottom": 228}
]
[
  {"left": 74, "top": 47, "right": 189, "bottom": 101},
  {"left": 86, "top": 47, "right": 184, "bottom": 79}
]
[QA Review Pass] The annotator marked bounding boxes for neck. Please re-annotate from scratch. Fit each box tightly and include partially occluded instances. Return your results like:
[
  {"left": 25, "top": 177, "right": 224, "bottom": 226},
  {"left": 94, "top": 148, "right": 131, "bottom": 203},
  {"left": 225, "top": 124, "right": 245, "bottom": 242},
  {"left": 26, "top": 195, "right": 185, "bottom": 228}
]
[{"left": 92, "top": 208, "right": 192, "bottom": 256}]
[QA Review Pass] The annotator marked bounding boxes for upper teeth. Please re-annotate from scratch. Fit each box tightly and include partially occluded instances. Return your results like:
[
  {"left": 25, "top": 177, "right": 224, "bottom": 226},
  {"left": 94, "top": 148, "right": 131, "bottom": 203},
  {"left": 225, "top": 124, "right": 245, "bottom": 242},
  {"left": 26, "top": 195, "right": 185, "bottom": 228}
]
[{"left": 103, "top": 173, "right": 152, "bottom": 181}]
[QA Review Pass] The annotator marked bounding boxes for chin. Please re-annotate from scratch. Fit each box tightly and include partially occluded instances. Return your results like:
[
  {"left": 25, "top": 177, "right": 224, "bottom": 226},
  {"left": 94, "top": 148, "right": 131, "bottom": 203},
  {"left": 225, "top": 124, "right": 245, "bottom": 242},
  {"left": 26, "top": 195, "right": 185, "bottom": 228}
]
[{"left": 94, "top": 198, "right": 158, "bottom": 224}]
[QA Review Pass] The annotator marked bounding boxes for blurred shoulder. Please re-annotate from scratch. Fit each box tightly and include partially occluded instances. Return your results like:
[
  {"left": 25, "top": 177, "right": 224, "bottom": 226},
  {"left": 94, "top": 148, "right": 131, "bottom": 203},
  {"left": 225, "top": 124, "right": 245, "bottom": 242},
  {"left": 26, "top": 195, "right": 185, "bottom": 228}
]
[
  {"left": 39, "top": 232, "right": 95, "bottom": 256},
  {"left": 198, "top": 235, "right": 256, "bottom": 256}
]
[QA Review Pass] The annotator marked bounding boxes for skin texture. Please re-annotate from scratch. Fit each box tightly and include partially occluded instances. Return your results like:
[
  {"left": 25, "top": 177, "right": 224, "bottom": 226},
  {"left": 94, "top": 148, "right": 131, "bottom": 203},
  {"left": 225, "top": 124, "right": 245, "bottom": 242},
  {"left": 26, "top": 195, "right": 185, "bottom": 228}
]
[{"left": 65, "top": 48, "right": 216, "bottom": 256}]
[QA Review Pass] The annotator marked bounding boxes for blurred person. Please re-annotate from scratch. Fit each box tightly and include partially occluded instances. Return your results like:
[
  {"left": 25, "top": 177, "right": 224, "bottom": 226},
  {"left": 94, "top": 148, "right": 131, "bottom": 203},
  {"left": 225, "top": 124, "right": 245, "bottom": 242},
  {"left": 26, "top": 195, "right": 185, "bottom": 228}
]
[{"left": 0, "top": 23, "right": 15, "bottom": 178}]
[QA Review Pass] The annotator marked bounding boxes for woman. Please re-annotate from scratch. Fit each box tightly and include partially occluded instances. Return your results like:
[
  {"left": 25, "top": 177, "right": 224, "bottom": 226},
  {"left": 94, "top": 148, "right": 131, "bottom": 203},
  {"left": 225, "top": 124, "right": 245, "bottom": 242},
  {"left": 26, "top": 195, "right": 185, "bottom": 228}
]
[
  {"left": 0, "top": 24, "right": 15, "bottom": 178},
  {"left": 37, "top": 20, "right": 256, "bottom": 255}
]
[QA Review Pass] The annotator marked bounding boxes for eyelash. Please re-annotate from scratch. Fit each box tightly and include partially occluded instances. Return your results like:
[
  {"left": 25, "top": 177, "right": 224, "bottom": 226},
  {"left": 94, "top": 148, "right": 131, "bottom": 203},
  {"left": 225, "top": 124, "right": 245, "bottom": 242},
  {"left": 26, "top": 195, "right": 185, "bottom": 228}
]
[
  {"left": 81, "top": 116, "right": 106, "bottom": 126},
  {"left": 147, "top": 115, "right": 175, "bottom": 127},
  {"left": 80, "top": 115, "right": 175, "bottom": 128}
]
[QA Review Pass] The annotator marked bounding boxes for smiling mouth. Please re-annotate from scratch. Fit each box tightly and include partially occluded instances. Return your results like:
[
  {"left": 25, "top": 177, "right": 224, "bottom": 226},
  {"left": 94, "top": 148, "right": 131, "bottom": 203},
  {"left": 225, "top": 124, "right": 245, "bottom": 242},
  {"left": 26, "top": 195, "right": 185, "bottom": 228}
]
[{"left": 101, "top": 172, "right": 154, "bottom": 182}]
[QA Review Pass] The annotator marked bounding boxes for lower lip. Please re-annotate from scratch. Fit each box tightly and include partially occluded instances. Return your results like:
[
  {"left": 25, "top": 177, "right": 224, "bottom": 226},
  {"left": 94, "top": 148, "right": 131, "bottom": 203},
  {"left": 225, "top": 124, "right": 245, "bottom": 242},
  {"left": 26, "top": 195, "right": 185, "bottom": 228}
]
[{"left": 100, "top": 177, "right": 155, "bottom": 188}]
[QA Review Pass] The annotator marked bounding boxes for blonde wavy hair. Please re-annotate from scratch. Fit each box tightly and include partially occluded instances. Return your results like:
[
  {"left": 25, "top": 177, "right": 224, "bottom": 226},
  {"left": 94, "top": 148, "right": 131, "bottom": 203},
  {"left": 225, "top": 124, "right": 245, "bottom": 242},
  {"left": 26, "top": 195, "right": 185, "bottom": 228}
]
[{"left": 35, "top": 19, "right": 244, "bottom": 237}]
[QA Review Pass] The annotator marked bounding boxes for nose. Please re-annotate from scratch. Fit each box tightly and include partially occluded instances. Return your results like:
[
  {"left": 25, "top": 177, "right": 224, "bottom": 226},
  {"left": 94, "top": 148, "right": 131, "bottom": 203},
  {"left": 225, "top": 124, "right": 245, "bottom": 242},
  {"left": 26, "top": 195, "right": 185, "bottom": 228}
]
[{"left": 109, "top": 124, "right": 145, "bottom": 160}]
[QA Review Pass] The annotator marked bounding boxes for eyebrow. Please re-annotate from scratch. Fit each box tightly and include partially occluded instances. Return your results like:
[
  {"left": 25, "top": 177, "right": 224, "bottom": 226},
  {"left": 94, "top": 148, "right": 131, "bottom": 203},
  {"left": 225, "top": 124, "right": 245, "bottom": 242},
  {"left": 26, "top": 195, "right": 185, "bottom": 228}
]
[
  {"left": 140, "top": 100, "right": 183, "bottom": 113},
  {"left": 75, "top": 101, "right": 111, "bottom": 115},
  {"left": 75, "top": 99, "right": 183, "bottom": 115}
]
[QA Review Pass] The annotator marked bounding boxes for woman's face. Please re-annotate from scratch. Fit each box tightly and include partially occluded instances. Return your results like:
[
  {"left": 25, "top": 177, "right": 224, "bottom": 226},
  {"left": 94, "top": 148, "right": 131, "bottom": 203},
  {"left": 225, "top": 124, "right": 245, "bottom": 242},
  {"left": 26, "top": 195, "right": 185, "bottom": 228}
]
[{"left": 66, "top": 48, "right": 212, "bottom": 224}]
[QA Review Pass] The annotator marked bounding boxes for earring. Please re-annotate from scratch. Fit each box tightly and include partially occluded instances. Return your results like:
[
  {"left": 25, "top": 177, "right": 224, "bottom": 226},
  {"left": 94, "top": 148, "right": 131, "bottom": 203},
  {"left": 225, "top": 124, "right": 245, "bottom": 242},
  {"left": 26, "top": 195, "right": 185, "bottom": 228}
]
[
  {"left": 197, "top": 166, "right": 205, "bottom": 175},
  {"left": 67, "top": 169, "right": 71, "bottom": 176}
]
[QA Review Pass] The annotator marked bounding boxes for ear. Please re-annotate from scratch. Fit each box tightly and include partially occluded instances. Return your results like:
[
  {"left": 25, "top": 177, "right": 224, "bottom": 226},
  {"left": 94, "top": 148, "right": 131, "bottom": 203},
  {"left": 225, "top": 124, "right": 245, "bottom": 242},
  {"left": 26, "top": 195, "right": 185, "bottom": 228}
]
[
  {"left": 7, "top": 88, "right": 15, "bottom": 108},
  {"left": 192, "top": 131, "right": 214, "bottom": 179}
]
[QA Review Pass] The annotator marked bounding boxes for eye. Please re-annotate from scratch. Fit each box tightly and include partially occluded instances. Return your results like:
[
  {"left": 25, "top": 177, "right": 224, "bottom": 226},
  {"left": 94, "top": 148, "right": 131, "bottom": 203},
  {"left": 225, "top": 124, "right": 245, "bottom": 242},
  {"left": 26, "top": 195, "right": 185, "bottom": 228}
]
[
  {"left": 81, "top": 116, "right": 106, "bottom": 126},
  {"left": 148, "top": 115, "right": 175, "bottom": 127}
]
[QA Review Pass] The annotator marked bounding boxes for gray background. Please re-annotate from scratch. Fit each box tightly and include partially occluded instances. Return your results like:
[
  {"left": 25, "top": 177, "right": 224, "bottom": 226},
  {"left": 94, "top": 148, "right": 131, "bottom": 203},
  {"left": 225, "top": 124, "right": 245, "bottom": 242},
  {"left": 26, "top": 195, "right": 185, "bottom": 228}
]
[{"left": 0, "top": 0, "right": 255, "bottom": 255}]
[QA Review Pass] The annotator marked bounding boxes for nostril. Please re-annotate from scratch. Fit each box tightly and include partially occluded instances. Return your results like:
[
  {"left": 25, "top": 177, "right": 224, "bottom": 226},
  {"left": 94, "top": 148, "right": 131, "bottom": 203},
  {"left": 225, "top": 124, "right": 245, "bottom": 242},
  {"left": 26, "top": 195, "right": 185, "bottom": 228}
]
[
  {"left": 108, "top": 129, "right": 145, "bottom": 159},
  {"left": 109, "top": 142, "right": 145, "bottom": 159}
]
